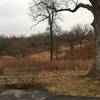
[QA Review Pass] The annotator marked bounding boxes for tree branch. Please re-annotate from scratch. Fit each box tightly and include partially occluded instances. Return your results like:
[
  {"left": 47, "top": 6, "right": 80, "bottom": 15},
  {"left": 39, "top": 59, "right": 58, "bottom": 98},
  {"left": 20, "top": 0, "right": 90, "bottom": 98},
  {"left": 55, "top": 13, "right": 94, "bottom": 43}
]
[
  {"left": 54, "top": 3, "right": 93, "bottom": 13},
  {"left": 31, "top": 17, "right": 48, "bottom": 29}
]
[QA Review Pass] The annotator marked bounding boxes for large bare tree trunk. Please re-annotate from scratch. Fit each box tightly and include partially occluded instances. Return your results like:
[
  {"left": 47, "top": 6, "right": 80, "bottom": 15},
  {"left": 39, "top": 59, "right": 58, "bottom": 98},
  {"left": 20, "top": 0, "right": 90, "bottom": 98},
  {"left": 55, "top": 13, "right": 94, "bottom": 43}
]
[{"left": 89, "top": 1, "right": 100, "bottom": 77}]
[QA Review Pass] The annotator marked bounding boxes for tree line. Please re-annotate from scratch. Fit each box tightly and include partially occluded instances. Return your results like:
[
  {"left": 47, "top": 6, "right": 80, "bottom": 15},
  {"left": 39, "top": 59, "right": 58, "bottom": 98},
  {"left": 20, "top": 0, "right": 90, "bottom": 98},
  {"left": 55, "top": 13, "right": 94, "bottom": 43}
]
[{"left": 0, "top": 25, "right": 95, "bottom": 58}]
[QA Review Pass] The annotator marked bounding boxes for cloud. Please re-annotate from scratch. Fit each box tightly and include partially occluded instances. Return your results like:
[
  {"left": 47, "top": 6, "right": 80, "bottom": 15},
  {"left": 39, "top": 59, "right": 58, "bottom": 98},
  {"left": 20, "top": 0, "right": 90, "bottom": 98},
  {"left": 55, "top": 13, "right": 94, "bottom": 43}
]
[
  {"left": 0, "top": 0, "right": 93, "bottom": 36},
  {"left": 0, "top": 0, "right": 33, "bottom": 36}
]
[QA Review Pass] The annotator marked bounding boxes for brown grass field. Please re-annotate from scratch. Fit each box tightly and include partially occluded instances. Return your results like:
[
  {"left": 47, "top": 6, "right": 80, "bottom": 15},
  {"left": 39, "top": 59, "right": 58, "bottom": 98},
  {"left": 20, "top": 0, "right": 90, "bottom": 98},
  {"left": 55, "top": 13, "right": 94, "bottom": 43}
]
[{"left": 0, "top": 42, "right": 100, "bottom": 97}]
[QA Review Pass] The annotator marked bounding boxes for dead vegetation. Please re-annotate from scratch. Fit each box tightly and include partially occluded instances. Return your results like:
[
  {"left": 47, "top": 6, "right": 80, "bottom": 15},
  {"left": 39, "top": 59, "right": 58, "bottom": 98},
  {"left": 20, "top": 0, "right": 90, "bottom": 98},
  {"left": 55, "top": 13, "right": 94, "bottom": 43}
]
[
  {"left": 0, "top": 40, "right": 99, "bottom": 97},
  {"left": 35, "top": 70, "right": 100, "bottom": 97}
]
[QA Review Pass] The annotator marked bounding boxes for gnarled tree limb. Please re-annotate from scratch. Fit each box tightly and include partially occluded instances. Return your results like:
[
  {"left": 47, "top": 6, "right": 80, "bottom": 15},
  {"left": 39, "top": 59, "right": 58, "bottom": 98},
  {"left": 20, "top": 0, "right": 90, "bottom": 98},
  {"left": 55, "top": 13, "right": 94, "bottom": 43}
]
[{"left": 54, "top": 3, "right": 93, "bottom": 13}]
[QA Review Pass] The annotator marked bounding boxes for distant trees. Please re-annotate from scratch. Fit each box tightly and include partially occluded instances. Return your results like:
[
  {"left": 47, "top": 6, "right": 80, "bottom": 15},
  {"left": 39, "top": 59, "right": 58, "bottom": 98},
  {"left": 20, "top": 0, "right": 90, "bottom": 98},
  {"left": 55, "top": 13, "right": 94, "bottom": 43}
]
[
  {"left": 0, "top": 36, "right": 8, "bottom": 54},
  {"left": 61, "top": 25, "right": 94, "bottom": 59},
  {"left": 0, "top": 24, "right": 95, "bottom": 59},
  {"left": 63, "top": 31, "right": 77, "bottom": 59},
  {"left": 30, "top": 34, "right": 47, "bottom": 48},
  {"left": 0, "top": 36, "right": 31, "bottom": 57},
  {"left": 71, "top": 25, "right": 85, "bottom": 51},
  {"left": 62, "top": 31, "right": 76, "bottom": 59},
  {"left": 63, "top": 26, "right": 77, "bottom": 51}
]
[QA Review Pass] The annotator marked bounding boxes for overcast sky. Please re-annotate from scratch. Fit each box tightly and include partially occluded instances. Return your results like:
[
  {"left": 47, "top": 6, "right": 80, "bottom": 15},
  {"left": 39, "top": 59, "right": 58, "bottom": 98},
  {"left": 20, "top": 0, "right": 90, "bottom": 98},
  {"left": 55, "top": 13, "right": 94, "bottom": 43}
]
[{"left": 0, "top": 0, "right": 94, "bottom": 37}]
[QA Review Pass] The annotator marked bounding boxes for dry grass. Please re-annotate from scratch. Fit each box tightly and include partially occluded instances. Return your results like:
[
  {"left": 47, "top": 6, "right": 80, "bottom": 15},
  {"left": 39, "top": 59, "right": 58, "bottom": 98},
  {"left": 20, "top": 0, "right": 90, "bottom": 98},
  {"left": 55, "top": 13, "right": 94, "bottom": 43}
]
[
  {"left": 0, "top": 56, "right": 94, "bottom": 71},
  {"left": 35, "top": 70, "right": 100, "bottom": 97},
  {"left": 0, "top": 41, "right": 95, "bottom": 70},
  {"left": 0, "top": 42, "right": 98, "bottom": 97}
]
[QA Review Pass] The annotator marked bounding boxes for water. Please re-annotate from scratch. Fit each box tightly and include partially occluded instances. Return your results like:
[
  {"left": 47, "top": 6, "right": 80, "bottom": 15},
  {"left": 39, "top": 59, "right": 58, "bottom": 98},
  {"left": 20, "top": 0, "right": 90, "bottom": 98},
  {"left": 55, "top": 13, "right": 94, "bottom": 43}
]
[{"left": 0, "top": 89, "right": 53, "bottom": 100}]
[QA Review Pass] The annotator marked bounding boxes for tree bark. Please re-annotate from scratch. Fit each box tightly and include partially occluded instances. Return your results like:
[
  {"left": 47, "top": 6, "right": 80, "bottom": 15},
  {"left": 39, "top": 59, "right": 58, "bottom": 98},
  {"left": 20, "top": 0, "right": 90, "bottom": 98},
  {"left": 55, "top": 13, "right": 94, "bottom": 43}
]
[
  {"left": 50, "top": 22, "right": 53, "bottom": 60},
  {"left": 89, "top": 3, "right": 100, "bottom": 77},
  {"left": 49, "top": 14, "right": 54, "bottom": 61}
]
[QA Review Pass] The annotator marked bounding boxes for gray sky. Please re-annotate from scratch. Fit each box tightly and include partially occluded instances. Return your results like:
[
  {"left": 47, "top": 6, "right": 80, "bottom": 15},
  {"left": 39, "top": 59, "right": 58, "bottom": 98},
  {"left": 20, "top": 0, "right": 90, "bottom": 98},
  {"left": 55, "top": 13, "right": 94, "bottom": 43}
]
[{"left": 0, "top": 0, "right": 93, "bottom": 37}]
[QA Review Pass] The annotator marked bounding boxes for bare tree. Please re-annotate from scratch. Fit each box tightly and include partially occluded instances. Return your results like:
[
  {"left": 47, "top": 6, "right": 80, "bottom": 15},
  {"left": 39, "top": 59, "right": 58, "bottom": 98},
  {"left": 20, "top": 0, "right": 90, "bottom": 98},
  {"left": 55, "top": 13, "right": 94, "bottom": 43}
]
[
  {"left": 72, "top": 25, "right": 88, "bottom": 51},
  {"left": 29, "top": 0, "right": 100, "bottom": 77},
  {"left": 29, "top": 0, "right": 61, "bottom": 60},
  {"left": 42, "top": 0, "right": 100, "bottom": 77},
  {"left": 85, "top": 28, "right": 95, "bottom": 59},
  {"left": 65, "top": 31, "right": 78, "bottom": 59},
  {"left": 53, "top": 25, "right": 62, "bottom": 60}
]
